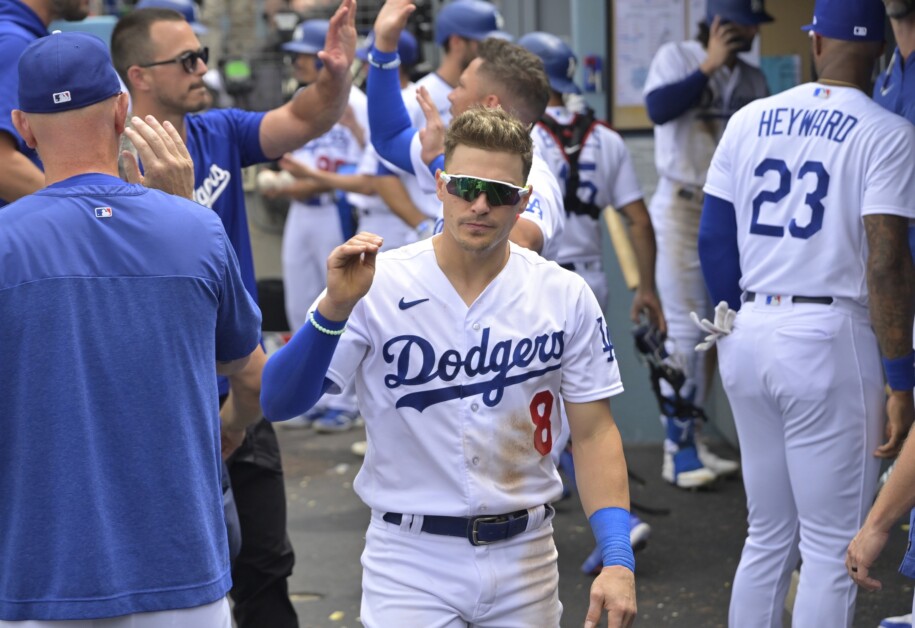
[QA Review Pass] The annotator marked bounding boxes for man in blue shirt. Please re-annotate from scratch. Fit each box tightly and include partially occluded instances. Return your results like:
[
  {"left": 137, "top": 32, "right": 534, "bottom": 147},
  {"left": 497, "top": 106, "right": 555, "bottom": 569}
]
[
  {"left": 110, "top": 4, "right": 356, "bottom": 627},
  {"left": 0, "top": 0, "right": 89, "bottom": 207},
  {"left": 874, "top": 0, "right": 915, "bottom": 123},
  {"left": 0, "top": 31, "right": 263, "bottom": 625}
]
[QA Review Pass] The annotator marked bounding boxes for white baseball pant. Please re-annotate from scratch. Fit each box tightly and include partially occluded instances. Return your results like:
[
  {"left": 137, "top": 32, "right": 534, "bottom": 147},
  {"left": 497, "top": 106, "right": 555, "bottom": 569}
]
[
  {"left": 360, "top": 507, "right": 560, "bottom": 627},
  {"left": 719, "top": 298, "right": 883, "bottom": 628},
  {"left": 0, "top": 597, "right": 231, "bottom": 628}
]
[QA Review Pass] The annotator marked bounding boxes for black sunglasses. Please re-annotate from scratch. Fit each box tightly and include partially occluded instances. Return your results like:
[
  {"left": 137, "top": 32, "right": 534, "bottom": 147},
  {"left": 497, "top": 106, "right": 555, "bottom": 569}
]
[
  {"left": 441, "top": 172, "right": 530, "bottom": 206},
  {"left": 139, "top": 47, "right": 209, "bottom": 74}
]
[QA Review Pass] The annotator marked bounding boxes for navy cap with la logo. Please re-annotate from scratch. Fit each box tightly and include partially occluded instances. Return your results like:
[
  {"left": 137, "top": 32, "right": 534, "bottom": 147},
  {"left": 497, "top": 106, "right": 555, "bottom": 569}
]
[{"left": 802, "top": 0, "right": 886, "bottom": 42}]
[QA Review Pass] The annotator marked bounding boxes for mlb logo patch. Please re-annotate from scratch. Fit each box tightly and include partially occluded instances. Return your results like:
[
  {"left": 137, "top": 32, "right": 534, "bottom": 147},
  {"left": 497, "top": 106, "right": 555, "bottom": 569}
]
[
  {"left": 813, "top": 87, "right": 830, "bottom": 99},
  {"left": 94, "top": 206, "right": 113, "bottom": 218},
  {"left": 53, "top": 91, "right": 71, "bottom": 105},
  {"left": 854, "top": 26, "right": 867, "bottom": 36},
  {"left": 765, "top": 295, "right": 782, "bottom": 306}
]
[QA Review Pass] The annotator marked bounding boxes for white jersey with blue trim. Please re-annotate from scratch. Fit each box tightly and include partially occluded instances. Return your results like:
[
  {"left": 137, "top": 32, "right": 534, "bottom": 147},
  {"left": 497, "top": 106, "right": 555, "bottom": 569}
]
[
  {"left": 532, "top": 106, "right": 644, "bottom": 264},
  {"left": 319, "top": 239, "right": 623, "bottom": 516},
  {"left": 704, "top": 83, "right": 915, "bottom": 304},
  {"left": 410, "top": 71, "right": 455, "bottom": 128},
  {"left": 408, "top": 133, "right": 566, "bottom": 261},
  {"left": 644, "top": 40, "right": 769, "bottom": 187}
]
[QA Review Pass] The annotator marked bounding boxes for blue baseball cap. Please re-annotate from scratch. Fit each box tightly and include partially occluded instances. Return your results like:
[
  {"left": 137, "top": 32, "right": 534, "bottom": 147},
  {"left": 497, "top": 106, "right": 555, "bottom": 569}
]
[
  {"left": 356, "top": 30, "right": 419, "bottom": 67},
  {"left": 707, "top": 0, "right": 774, "bottom": 25},
  {"left": 136, "top": 0, "right": 208, "bottom": 34},
  {"left": 802, "top": 0, "right": 886, "bottom": 41},
  {"left": 18, "top": 32, "right": 122, "bottom": 114}
]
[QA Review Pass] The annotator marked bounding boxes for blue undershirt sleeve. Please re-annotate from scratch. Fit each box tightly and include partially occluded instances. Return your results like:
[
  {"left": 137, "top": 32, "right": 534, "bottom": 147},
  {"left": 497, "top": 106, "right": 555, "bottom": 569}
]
[
  {"left": 260, "top": 311, "right": 341, "bottom": 421},
  {"left": 428, "top": 154, "right": 445, "bottom": 177},
  {"left": 645, "top": 69, "right": 709, "bottom": 125},
  {"left": 366, "top": 47, "right": 417, "bottom": 174},
  {"left": 698, "top": 193, "right": 743, "bottom": 311}
]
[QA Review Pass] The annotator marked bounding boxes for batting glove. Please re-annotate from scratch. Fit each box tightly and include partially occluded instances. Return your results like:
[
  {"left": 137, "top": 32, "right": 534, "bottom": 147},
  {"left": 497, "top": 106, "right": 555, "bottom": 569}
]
[{"left": 690, "top": 301, "right": 736, "bottom": 352}]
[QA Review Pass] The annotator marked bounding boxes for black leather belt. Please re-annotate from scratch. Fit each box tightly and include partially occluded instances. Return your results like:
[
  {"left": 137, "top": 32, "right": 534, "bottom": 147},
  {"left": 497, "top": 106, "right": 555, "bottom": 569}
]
[
  {"left": 383, "top": 505, "right": 552, "bottom": 546},
  {"left": 746, "top": 292, "right": 833, "bottom": 305},
  {"left": 559, "top": 262, "right": 575, "bottom": 271}
]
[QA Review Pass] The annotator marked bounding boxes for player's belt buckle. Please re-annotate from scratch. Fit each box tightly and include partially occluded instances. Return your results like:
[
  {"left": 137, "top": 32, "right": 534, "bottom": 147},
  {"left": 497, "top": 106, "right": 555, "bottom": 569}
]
[{"left": 469, "top": 514, "right": 511, "bottom": 546}]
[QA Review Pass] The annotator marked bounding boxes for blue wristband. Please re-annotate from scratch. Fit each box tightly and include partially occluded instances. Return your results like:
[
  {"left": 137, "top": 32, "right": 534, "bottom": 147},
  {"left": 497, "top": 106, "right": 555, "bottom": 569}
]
[
  {"left": 588, "top": 507, "right": 635, "bottom": 572},
  {"left": 883, "top": 351, "right": 915, "bottom": 391}
]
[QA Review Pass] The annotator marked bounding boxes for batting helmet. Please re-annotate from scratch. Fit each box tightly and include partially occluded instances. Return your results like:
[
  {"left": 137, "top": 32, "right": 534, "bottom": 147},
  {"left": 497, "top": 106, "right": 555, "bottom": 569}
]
[
  {"left": 518, "top": 32, "right": 580, "bottom": 95},
  {"left": 357, "top": 30, "right": 419, "bottom": 67},
  {"left": 136, "top": 0, "right": 208, "bottom": 34},
  {"left": 282, "top": 19, "right": 329, "bottom": 55},
  {"left": 707, "top": 0, "right": 774, "bottom": 25},
  {"left": 435, "top": 0, "right": 510, "bottom": 46}
]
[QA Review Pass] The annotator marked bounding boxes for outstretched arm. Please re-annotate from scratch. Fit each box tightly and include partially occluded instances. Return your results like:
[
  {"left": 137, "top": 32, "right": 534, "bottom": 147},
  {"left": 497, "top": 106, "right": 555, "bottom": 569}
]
[
  {"left": 259, "top": 0, "right": 357, "bottom": 158},
  {"left": 366, "top": 0, "right": 419, "bottom": 173},
  {"left": 567, "top": 399, "right": 637, "bottom": 628},
  {"left": 261, "top": 232, "right": 384, "bottom": 420}
]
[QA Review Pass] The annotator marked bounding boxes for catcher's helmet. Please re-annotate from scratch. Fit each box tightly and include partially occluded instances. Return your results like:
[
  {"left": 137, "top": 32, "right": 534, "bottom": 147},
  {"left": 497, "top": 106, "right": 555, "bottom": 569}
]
[
  {"left": 518, "top": 32, "right": 580, "bottom": 95},
  {"left": 282, "top": 19, "right": 329, "bottom": 55}
]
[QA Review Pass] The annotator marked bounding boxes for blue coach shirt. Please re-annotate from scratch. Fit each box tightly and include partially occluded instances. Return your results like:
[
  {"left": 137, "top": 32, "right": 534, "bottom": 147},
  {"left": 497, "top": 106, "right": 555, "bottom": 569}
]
[
  {"left": 0, "top": 174, "right": 262, "bottom": 620},
  {"left": 184, "top": 108, "right": 268, "bottom": 394},
  {"left": 0, "top": 0, "right": 47, "bottom": 207}
]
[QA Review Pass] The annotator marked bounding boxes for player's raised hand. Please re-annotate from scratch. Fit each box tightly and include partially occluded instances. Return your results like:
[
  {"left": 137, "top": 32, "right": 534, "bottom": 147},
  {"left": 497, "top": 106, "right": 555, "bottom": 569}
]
[
  {"left": 417, "top": 86, "right": 446, "bottom": 165},
  {"left": 875, "top": 390, "right": 915, "bottom": 458},
  {"left": 320, "top": 232, "right": 384, "bottom": 320},
  {"left": 373, "top": 0, "right": 416, "bottom": 52},
  {"left": 122, "top": 115, "right": 195, "bottom": 200},
  {"left": 700, "top": 16, "right": 744, "bottom": 75},
  {"left": 846, "top": 522, "right": 890, "bottom": 592},
  {"left": 585, "top": 566, "right": 636, "bottom": 628},
  {"left": 319, "top": 0, "right": 357, "bottom": 78}
]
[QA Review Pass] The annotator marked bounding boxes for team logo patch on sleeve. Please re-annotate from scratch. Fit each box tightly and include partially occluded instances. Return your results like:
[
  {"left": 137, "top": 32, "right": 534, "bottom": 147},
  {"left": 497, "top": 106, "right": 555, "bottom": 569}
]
[
  {"left": 596, "top": 316, "right": 615, "bottom": 362},
  {"left": 94, "top": 207, "right": 113, "bottom": 218}
]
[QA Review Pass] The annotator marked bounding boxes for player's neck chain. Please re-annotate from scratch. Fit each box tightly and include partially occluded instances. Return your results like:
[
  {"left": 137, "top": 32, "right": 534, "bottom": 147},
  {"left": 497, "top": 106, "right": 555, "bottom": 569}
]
[{"left": 818, "top": 78, "right": 861, "bottom": 91}]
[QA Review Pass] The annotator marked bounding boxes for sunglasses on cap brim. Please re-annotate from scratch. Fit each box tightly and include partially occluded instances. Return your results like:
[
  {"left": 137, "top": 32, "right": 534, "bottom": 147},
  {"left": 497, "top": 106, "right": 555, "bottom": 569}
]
[{"left": 440, "top": 172, "right": 531, "bottom": 207}]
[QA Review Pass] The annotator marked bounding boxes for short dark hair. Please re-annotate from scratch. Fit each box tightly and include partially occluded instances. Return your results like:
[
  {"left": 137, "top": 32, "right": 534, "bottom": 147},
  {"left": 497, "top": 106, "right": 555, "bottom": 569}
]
[
  {"left": 475, "top": 38, "right": 550, "bottom": 125},
  {"left": 111, "top": 8, "right": 186, "bottom": 89},
  {"left": 444, "top": 106, "right": 534, "bottom": 181}
]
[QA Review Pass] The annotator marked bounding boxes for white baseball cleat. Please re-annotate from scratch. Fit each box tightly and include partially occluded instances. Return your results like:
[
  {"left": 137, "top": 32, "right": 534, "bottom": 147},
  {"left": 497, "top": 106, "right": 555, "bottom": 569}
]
[
  {"left": 696, "top": 437, "right": 740, "bottom": 477},
  {"left": 662, "top": 445, "right": 717, "bottom": 488},
  {"left": 879, "top": 613, "right": 913, "bottom": 628}
]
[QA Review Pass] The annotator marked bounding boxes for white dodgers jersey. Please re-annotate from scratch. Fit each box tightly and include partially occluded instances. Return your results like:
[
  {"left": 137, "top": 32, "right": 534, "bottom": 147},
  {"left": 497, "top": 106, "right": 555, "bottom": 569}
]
[
  {"left": 321, "top": 240, "right": 623, "bottom": 516},
  {"left": 533, "top": 106, "right": 644, "bottom": 264},
  {"left": 644, "top": 40, "right": 769, "bottom": 186},
  {"left": 704, "top": 83, "right": 915, "bottom": 304}
]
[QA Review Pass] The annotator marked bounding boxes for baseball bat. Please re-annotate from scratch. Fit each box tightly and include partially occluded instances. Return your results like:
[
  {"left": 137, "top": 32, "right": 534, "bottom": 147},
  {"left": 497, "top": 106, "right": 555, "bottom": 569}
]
[{"left": 603, "top": 207, "right": 640, "bottom": 291}]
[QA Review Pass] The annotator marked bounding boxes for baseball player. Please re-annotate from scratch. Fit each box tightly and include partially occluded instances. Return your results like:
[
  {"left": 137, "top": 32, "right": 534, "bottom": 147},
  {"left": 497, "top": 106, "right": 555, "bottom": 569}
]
[
  {"left": 699, "top": 0, "right": 915, "bottom": 624},
  {"left": 262, "top": 104, "right": 636, "bottom": 628},
  {"left": 270, "top": 18, "right": 365, "bottom": 432},
  {"left": 366, "top": 6, "right": 565, "bottom": 263},
  {"left": 643, "top": 0, "right": 770, "bottom": 488}
]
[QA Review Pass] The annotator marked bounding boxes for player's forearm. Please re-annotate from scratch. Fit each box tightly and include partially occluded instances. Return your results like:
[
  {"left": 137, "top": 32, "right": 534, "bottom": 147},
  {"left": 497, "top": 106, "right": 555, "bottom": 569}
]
[
  {"left": 314, "top": 170, "right": 376, "bottom": 195},
  {"left": 0, "top": 142, "right": 45, "bottom": 202},
  {"left": 864, "top": 214, "right": 915, "bottom": 360},
  {"left": 221, "top": 346, "right": 266, "bottom": 431},
  {"left": 620, "top": 203, "right": 658, "bottom": 293},
  {"left": 865, "top": 431, "right": 915, "bottom": 532},
  {"left": 367, "top": 47, "right": 418, "bottom": 174},
  {"left": 374, "top": 175, "right": 427, "bottom": 227},
  {"left": 573, "top": 425, "right": 630, "bottom": 517},
  {"left": 261, "top": 315, "right": 338, "bottom": 421}
]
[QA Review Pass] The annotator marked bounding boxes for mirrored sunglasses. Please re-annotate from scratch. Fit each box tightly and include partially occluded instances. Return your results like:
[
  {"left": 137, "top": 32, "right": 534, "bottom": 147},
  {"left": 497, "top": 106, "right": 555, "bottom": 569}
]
[
  {"left": 139, "top": 47, "right": 209, "bottom": 74},
  {"left": 440, "top": 172, "right": 530, "bottom": 206}
]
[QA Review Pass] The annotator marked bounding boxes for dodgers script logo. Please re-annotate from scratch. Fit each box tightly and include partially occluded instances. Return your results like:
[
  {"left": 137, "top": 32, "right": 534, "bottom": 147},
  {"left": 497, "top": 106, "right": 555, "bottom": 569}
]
[
  {"left": 194, "top": 164, "right": 231, "bottom": 208},
  {"left": 382, "top": 327, "right": 565, "bottom": 412}
]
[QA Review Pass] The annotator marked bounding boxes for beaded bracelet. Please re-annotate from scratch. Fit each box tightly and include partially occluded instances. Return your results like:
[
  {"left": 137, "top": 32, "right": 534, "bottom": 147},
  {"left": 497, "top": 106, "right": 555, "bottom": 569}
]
[
  {"left": 309, "top": 310, "right": 346, "bottom": 336},
  {"left": 367, "top": 51, "right": 401, "bottom": 70}
]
